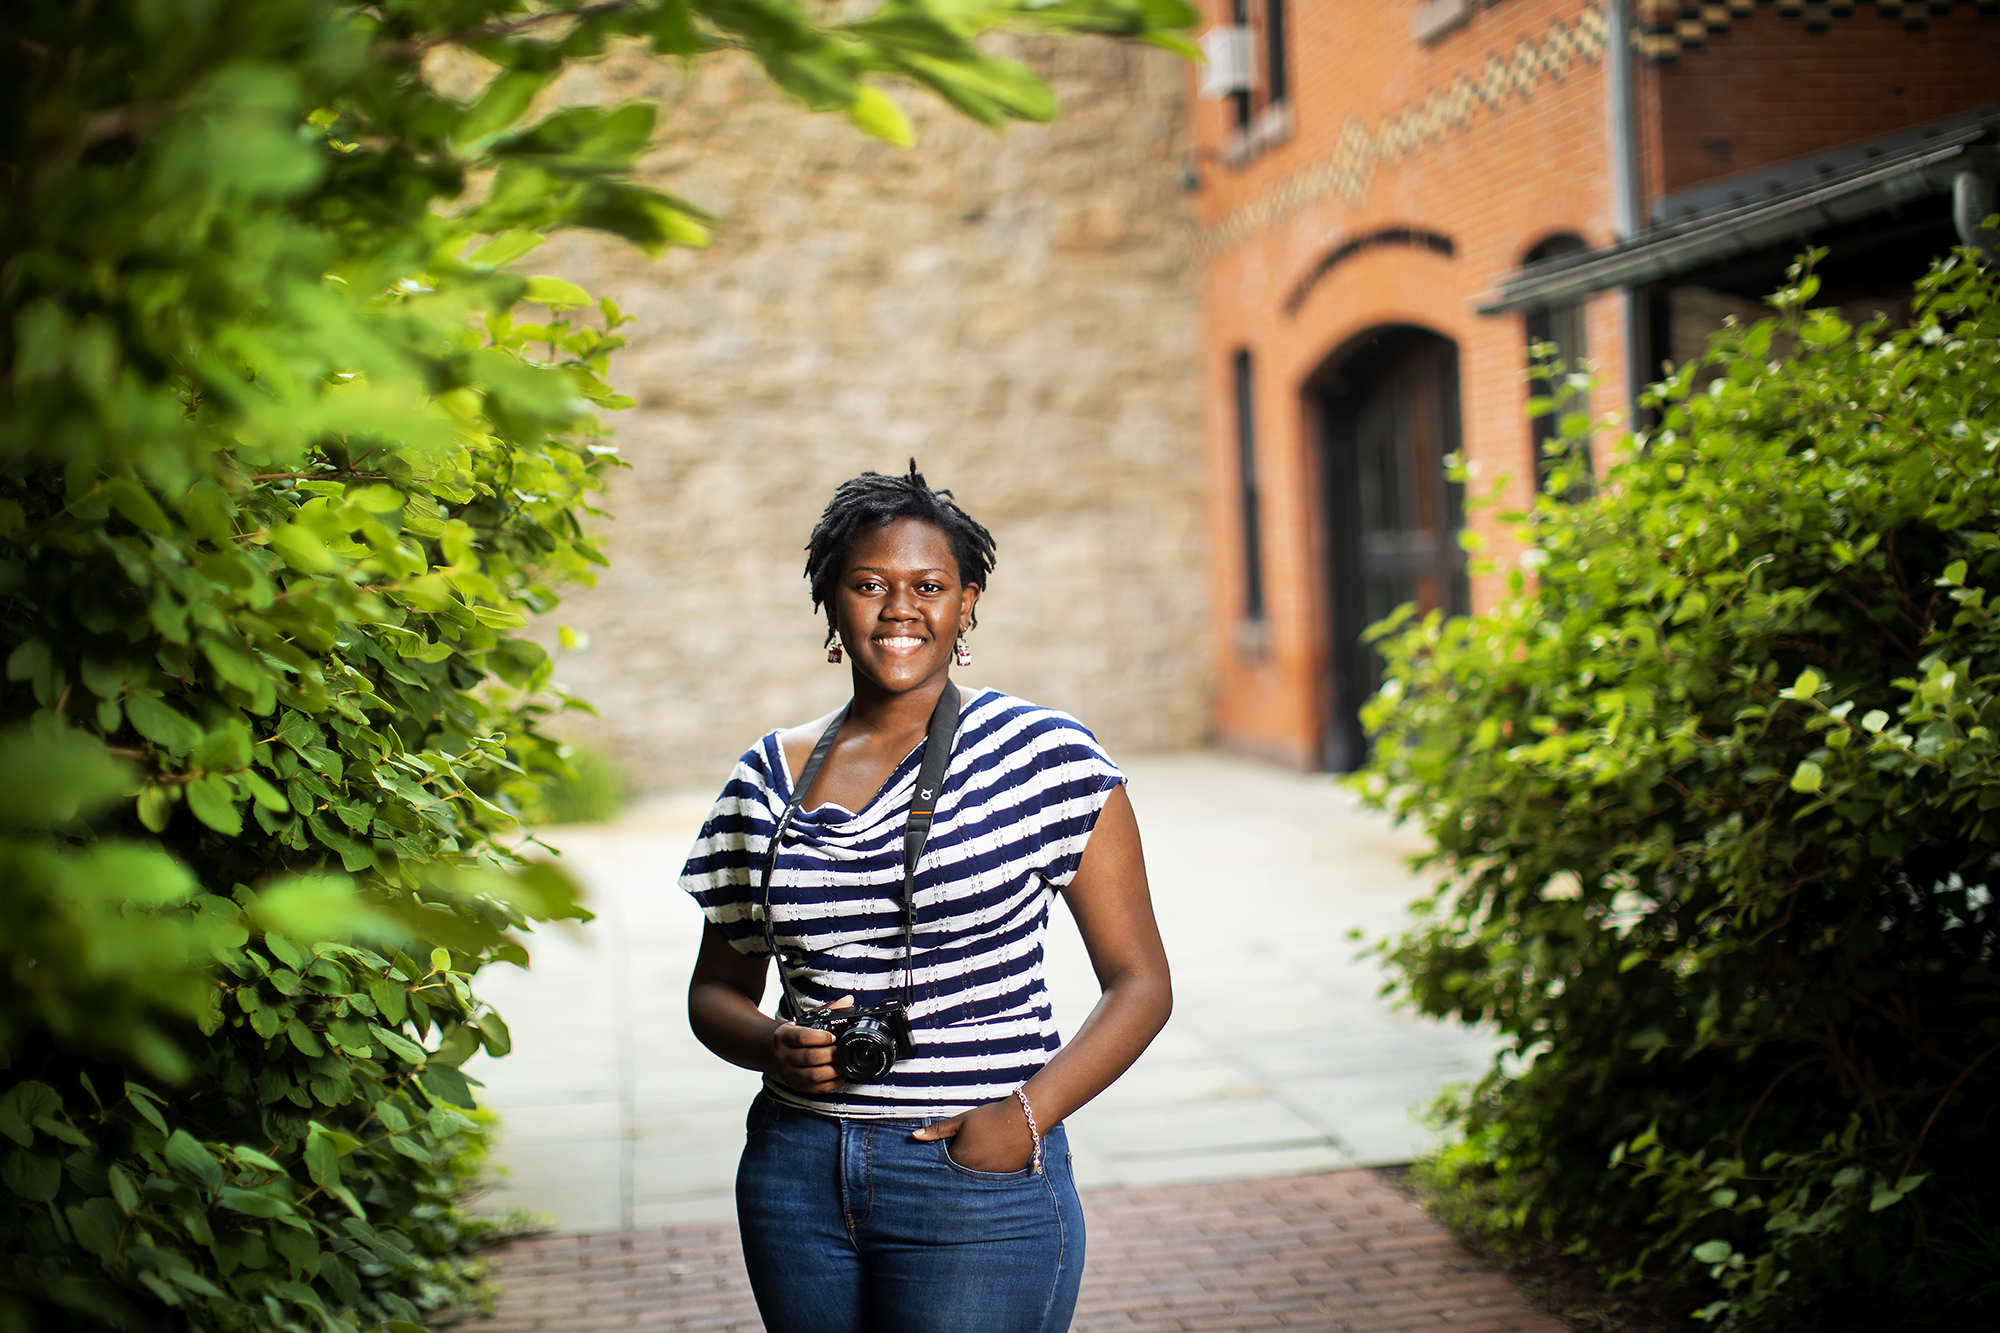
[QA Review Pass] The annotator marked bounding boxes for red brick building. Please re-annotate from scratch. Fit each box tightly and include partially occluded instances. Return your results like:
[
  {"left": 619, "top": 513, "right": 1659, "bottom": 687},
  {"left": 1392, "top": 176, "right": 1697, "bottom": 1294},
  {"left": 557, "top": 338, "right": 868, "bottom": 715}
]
[{"left": 1190, "top": 0, "right": 2000, "bottom": 769}]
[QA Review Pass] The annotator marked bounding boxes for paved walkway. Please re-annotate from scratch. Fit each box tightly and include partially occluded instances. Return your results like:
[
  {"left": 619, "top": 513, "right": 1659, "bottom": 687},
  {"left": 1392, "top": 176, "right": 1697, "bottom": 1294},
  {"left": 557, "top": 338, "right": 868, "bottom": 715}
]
[
  {"left": 465, "top": 750, "right": 1503, "bottom": 1231},
  {"left": 456, "top": 1170, "right": 1562, "bottom": 1333}
]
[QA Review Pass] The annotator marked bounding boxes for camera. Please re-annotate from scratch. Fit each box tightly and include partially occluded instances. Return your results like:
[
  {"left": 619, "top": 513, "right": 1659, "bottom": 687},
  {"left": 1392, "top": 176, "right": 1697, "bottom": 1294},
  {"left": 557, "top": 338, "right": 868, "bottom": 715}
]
[{"left": 796, "top": 1002, "right": 916, "bottom": 1083}]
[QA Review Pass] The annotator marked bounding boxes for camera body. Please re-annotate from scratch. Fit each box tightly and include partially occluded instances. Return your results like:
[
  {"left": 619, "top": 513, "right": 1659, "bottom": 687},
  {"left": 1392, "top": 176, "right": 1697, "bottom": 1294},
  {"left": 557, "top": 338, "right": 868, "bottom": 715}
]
[{"left": 796, "top": 1002, "right": 917, "bottom": 1083}]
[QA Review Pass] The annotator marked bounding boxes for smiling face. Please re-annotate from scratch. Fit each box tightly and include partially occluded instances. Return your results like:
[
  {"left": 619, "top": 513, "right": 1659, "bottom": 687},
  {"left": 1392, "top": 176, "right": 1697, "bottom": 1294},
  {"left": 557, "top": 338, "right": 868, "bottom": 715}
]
[{"left": 830, "top": 518, "right": 980, "bottom": 696}]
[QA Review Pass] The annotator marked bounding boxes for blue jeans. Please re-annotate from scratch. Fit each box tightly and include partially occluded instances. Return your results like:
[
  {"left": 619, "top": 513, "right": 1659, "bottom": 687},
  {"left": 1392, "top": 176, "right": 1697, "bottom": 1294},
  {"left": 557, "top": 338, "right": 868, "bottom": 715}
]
[{"left": 735, "top": 1092, "right": 1085, "bottom": 1333}]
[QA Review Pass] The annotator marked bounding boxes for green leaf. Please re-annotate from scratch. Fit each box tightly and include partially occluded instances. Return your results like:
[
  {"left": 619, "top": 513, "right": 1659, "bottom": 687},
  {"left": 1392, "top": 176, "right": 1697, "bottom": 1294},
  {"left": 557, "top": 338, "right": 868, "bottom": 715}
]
[
  {"left": 2, "top": 1149, "right": 61, "bottom": 1202},
  {"left": 846, "top": 86, "right": 914, "bottom": 148},
  {"left": 187, "top": 773, "right": 244, "bottom": 835},
  {"left": 344, "top": 483, "right": 406, "bottom": 513},
  {"left": 1792, "top": 668, "right": 1822, "bottom": 699},
  {"left": 181, "top": 487, "right": 237, "bottom": 542},
  {"left": 1789, "top": 760, "right": 1824, "bottom": 794},
  {"left": 429, "top": 1023, "right": 482, "bottom": 1068},
  {"left": 1691, "top": 1239, "right": 1733, "bottom": 1265},
  {"left": 369, "top": 978, "right": 409, "bottom": 1025},
  {"left": 219, "top": 1185, "right": 294, "bottom": 1217},
  {"left": 456, "top": 68, "right": 554, "bottom": 144},
  {"left": 369, "top": 1023, "right": 426, "bottom": 1065},
  {"left": 233, "top": 1144, "right": 284, "bottom": 1172},
  {"left": 470, "top": 604, "right": 529, "bottom": 628},
  {"left": 418, "top": 1065, "right": 477, "bottom": 1109},
  {"left": 474, "top": 1010, "right": 512, "bottom": 1057},
  {"left": 895, "top": 50, "right": 1058, "bottom": 125},
  {"left": 327, "top": 1016, "right": 373, "bottom": 1052},
  {"left": 102, "top": 476, "right": 171, "bottom": 533},
  {"left": 0, "top": 1082, "right": 60, "bottom": 1147},
  {"left": 568, "top": 180, "right": 711, "bottom": 253},
  {"left": 137, "top": 782, "right": 176, "bottom": 831},
  {"left": 468, "top": 229, "right": 546, "bottom": 268},
  {"left": 202, "top": 634, "right": 267, "bottom": 693},
  {"left": 524, "top": 276, "right": 592, "bottom": 308},
  {"left": 123, "top": 1084, "right": 167, "bottom": 1134},
  {"left": 286, "top": 1017, "right": 325, "bottom": 1057},
  {"left": 108, "top": 1163, "right": 140, "bottom": 1214},
  {"left": 0, "top": 724, "right": 134, "bottom": 824},
  {"left": 164, "top": 1129, "right": 223, "bottom": 1190},
  {"left": 304, "top": 1130, "right": 340, "bottom": 1187},
  {"left": 242, "top": 769, "right": 290, "bottom": 812},
  {"left": 33, "top": 1114, "right": 89, "bottom": 1148},
  {"left": 66, "top": 1197, "right": 124, "bottom": 1256},
  {"left": 125, "top": 692, "right": 203, "bottom": 755},
  {"left": 328, "top": 1181, "right": 366, "bottom": 1218},
  {"left": 267, "top": 521, "right": 337, "bottom": 574}
]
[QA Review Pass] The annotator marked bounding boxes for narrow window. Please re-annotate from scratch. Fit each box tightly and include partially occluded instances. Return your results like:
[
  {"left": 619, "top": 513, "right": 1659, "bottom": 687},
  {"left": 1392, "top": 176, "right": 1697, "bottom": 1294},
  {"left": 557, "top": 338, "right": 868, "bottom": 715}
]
[
  {"left": 1523, "top": 234, "right": 1592, "bottom": 492},
  {"left": 1264, "top": 0, "right": 1289, "bottom": 108},
  {"left": 1229, "top": 0, "right": 1253, "bottom": 130},
  {"left": 1233, "top": 349, "right": 1265, "bottom": 622}
]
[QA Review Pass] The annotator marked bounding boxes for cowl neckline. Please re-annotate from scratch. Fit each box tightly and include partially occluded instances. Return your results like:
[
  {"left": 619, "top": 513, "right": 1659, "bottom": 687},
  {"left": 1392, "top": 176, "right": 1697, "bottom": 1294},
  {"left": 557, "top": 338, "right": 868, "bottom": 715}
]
[{"left": 764, "top": 687, "right": 983, "bottom": 845}]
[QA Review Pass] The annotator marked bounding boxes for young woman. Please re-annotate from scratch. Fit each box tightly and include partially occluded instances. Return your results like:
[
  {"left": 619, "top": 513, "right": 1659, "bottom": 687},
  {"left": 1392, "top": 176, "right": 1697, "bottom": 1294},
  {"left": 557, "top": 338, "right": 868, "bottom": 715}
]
[{"left": 681, "top": 463, "right": 1172, "bottom": 1333}]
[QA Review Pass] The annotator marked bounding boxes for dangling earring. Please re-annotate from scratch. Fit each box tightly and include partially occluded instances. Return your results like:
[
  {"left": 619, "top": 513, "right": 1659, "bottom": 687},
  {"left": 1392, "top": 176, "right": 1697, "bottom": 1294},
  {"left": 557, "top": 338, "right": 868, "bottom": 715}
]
[
  {"left": 954, "top": 634, "right": 972, "bottom": 668},
  {"left": 826, "top": 633, "right": 843, "bottom": 664}
]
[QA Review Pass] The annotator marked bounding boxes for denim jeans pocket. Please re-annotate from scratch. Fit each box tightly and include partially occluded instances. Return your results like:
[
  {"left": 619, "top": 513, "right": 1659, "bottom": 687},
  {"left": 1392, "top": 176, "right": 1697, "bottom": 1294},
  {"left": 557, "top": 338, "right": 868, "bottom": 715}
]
[
  {"left": 935, "top": 1138, "right": 1037, "bottom": 1183},
  {"left": 744, "top": 1090, "right": 780, "bottom": 1142}
]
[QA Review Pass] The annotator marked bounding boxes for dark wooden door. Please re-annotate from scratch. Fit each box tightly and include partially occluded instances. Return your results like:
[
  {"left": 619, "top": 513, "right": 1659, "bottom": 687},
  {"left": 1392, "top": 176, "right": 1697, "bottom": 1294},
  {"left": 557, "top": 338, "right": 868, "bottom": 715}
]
[{"left": 1318, "top": 329, "right": 1468, "bottom": 771}]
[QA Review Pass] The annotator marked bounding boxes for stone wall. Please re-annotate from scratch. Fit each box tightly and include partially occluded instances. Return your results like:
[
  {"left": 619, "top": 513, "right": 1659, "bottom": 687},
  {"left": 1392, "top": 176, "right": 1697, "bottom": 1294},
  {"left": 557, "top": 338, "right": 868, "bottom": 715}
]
[{"left": 524, "top": 38, "right": 1209, "bottom": 791}]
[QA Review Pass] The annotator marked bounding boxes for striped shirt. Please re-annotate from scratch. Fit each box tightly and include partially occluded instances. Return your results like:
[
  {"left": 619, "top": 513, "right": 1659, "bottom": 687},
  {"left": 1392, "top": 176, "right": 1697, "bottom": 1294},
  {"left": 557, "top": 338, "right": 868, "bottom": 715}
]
[{"left": 680, "top": 688, "right": 1125, "bottom": 1119}]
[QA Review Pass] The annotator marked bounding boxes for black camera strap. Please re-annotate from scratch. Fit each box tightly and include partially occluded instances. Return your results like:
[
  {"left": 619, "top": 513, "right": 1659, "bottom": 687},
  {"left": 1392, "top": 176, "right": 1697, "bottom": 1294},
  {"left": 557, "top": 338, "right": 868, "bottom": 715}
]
[{"left": 758, "top": 680, "right": 961, "bottom": 1021}]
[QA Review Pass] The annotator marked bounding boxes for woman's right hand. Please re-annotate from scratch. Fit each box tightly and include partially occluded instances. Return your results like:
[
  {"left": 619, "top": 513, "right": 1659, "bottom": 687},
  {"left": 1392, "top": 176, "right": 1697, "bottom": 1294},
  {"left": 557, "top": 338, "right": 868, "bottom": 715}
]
[{"left": 770, "top": 995, "right": 851, "bottom": 1092}]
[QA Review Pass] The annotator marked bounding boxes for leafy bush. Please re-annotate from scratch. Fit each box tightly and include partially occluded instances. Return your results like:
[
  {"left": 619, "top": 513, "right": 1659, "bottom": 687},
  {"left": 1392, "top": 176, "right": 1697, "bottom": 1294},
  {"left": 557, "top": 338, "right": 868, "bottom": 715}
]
[
  {"left": 517, "top": 744, "right": 629, "bottom": 827},
  {"left": 0, "top": 2, "right": 1195, "bottom": 1330},
  {"left": 1360, "top": 251, "right": 2000, "bottom": 1330}
]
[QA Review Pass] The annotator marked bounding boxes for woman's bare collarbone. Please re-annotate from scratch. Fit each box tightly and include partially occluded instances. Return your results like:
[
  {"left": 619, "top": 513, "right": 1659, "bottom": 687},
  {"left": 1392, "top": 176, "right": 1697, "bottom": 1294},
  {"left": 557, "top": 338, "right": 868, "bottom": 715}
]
[{"left": 779, "top": 713, "right": 927, "bottom": 816}]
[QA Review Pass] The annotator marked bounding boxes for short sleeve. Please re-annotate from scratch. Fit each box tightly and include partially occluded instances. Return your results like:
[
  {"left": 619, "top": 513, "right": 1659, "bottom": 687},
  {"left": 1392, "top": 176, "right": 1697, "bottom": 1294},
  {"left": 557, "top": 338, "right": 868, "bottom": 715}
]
[
  {"left": 1027, "top": 715, "right": 1127, "bottom": 889},
  {"left": 679, "top": 741, "right": 781, "bottom": 956}
]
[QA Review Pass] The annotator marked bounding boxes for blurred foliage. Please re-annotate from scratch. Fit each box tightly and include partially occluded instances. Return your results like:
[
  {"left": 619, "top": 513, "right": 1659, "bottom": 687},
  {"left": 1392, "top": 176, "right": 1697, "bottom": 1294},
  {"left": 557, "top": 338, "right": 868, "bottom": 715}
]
[
  {"left": 516, "top": 743, "right": 629, "bottom": 827},
  {"left": 1360, "top": 250, "right": 2000, "bottom": 1330},
  {"left": 0, "top": 1, "right": 1195, "bottom": 1329}
]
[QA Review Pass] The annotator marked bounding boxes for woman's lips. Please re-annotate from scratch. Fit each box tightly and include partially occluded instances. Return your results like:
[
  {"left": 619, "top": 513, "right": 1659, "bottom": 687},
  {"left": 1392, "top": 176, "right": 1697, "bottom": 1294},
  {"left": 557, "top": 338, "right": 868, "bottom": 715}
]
[{"left": 872, "top": 635, "right": 926, "bottom": 650}]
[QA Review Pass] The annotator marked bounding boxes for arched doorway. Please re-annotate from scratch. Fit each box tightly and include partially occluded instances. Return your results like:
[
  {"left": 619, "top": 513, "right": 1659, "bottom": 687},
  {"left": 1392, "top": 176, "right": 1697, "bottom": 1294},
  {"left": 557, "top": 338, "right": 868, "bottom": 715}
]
[{"left": 1313, "top": 326, "right": 1468, "bottom": 771}]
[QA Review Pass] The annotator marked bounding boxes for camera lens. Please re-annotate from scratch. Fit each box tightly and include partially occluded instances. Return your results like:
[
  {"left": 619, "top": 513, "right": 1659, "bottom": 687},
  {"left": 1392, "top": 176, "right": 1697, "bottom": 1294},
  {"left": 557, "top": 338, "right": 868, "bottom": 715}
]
[{"left": 834, "top": 1017, "right": 897, "bottom": 1082}]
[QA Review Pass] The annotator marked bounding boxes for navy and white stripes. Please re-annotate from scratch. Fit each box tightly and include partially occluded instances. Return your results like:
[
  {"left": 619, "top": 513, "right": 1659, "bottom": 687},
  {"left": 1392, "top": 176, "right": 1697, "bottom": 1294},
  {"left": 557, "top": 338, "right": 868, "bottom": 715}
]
[{"left": 680, "top": 688, "right": 1125, "bottom": 1118}]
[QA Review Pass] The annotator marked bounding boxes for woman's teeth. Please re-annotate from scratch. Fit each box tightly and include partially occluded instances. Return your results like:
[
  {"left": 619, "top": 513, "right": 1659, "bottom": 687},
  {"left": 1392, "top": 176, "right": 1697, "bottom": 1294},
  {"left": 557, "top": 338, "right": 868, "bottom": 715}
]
[{"left": 875, "top": 636, "right": 924, "bottom": 648}]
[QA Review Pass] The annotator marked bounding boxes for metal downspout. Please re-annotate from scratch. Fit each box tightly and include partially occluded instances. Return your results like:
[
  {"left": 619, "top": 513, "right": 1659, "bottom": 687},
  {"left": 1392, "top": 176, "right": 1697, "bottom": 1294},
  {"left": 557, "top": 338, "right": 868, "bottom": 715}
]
[{"left": 1606, "top": 0, "right": 1645, "bottom": 415}]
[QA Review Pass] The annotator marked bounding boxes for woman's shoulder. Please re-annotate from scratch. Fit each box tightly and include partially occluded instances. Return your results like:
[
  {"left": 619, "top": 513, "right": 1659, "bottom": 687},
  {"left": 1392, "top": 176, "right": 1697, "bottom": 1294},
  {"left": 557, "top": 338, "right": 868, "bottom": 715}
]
[
  {"left": 961, "top": 689, "right": 1109, "bottom": 754},
  {"left": 771, "top": 705, "right": 846, "bottom": 792}
]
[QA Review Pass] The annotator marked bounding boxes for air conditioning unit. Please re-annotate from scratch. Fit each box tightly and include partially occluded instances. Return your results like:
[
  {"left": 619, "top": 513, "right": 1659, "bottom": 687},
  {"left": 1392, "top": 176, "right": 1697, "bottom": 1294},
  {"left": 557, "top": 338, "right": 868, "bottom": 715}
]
[{"left": 1199, "top": 25, "right": 1255, "bottom": 99}]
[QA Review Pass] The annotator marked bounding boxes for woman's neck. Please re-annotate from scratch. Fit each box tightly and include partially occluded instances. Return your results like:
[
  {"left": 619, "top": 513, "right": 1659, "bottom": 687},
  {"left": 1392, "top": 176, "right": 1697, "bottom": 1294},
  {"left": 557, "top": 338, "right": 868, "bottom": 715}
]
[{"left": 845, "top": 670, "right": 952, "bottom": 744}]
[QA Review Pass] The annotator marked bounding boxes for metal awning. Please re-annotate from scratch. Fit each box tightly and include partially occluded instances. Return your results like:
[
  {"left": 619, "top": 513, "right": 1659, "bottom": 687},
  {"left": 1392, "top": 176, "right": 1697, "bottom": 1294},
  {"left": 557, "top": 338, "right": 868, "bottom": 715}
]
[{"left": 1477, "top": 112, "right": 2000, "bottom": 315}]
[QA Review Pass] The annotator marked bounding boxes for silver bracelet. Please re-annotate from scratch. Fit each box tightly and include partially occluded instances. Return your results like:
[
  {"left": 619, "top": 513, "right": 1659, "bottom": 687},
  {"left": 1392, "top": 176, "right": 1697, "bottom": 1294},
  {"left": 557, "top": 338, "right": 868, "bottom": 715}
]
[{"left": 1013, "top": 1086, "right": 1044, "bottom": 1175}]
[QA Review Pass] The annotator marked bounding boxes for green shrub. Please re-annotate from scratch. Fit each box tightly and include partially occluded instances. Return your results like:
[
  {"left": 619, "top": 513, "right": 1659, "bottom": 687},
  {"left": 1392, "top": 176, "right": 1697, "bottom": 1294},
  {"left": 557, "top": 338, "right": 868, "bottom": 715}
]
[
  {"left": 1360, "top": 250, "right": 2000, "bottom": 1330},
  {"left": 517, "top": 744, "right": 629, "bottom": 827},
  {"left": 0, "top": 3, "right": 1195, "bottom": 1330}
]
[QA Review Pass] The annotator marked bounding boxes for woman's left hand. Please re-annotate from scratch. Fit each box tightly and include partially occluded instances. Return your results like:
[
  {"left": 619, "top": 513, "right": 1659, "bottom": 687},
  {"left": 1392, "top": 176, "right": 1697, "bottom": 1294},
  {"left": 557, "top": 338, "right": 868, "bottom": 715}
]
[{"left": 913, "top": 1097, "right": 1036, "bottom": 1173}]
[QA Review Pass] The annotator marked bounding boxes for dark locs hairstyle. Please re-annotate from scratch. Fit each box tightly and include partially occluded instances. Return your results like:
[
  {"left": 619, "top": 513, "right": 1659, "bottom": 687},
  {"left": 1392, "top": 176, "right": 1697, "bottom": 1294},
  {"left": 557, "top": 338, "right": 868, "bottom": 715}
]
[{"left": 804, "top": 460, "right": 997, "bottom": 637}]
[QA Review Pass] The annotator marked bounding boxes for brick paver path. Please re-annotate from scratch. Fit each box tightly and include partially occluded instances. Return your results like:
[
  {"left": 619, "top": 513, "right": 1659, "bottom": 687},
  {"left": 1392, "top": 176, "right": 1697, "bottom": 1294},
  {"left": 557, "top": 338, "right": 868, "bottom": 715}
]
[{"left": 456, "top": 1169, "right": 1560, "bottom": 1333}]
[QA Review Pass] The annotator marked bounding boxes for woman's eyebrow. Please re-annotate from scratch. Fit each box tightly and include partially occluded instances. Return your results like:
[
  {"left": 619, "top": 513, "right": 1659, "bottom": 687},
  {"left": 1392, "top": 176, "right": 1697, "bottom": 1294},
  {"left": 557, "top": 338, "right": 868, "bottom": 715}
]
[{"left": 847, "top": 565, "right": 951, "bottom": 576}]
